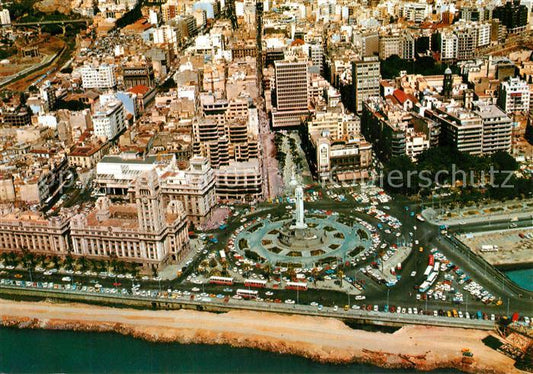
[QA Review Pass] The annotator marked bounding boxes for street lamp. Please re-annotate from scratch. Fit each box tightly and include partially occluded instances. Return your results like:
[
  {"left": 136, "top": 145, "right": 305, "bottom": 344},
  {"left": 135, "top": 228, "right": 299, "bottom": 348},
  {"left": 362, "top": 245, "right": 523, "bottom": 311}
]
[
  {"left": 507, "top": 297, "right": 510, "bottom": 316},
  {"left": 386, "top": 287, "right": 390, "bottom": 308}
]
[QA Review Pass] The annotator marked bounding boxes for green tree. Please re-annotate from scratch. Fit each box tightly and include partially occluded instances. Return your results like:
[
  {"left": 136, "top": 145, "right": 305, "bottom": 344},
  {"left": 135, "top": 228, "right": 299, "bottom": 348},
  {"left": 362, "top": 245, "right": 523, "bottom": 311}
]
[
  {"left": 490, "top": 151, "right": 518, "bottom": 172},
  {"left": 64, "top": 254, "right": 74, "bottom": 270},
  {"left": 76, "top": 256, "right": 89, "bottom": 272},
  {"left": 22, "top": 249, "right": 35, "bottom": 271},
  {"left": 382, "top": 155, "right": 418, "bottom": 194}
]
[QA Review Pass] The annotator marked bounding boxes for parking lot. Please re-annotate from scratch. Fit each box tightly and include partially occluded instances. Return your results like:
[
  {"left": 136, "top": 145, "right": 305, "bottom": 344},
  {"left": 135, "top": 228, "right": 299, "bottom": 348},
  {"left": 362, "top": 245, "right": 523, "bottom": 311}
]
[{"left": 461, "top": 228, "right": 533, "bottom": 266}]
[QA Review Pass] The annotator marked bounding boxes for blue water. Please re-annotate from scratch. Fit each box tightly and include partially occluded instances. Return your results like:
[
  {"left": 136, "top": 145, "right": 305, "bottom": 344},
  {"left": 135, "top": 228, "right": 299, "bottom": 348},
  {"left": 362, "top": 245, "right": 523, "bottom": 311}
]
[
  {"left": 505, "top": 268, "right": 533, "bottom": 291},
  {"left": 0, "top": 327, "right": 461, "bottom": 373}
]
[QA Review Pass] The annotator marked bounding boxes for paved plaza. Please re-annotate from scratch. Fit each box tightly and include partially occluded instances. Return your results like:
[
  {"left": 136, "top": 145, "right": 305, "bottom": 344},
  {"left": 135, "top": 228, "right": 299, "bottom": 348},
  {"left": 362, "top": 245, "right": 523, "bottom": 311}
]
[{"left": 234, "top": 215, "right": 373, "bottom": 267}]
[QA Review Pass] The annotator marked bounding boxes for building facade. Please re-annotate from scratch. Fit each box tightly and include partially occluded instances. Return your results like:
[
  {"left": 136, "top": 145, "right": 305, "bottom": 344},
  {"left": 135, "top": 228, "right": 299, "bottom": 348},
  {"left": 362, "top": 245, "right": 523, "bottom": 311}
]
[
  {"left": 498, "top": 77, "right": 531, "bottom": 114},
  {"left": 80, "top": 64, "right": 117, "bottom": 89},
  {"left": 70, "top": 171, "right": 190, "bottom": 267},
  {"left": 272, "top": 59, "right": 310, "bottom": 128},
  {"left": 92, "top": 100, "right": 126, "bottom": 139},
  {"left": 0, "top": 209, "right": 71, "bottom": 256},
  {"left": 352, "top": 57, "right": 381, "bottom": 113},
  {"left": 215, "top": 160, "right": 263, "bottom": 202}
]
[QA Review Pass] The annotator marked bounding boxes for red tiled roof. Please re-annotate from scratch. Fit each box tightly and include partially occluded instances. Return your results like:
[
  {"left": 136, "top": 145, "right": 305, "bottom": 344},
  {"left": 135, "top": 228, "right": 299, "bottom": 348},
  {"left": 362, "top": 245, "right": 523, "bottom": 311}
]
[
  {"left": 128, "top": 84, "right": 151, "bottom": 96},
  {"left": 393, "top": 89, "right": 408, "bottom": 104}
]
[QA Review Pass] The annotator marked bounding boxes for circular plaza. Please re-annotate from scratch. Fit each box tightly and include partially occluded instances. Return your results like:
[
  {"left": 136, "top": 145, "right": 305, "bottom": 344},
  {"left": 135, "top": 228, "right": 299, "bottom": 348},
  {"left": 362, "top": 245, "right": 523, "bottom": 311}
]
[{"left": 234, "top": 212, "right": 374, "bottom": 267}]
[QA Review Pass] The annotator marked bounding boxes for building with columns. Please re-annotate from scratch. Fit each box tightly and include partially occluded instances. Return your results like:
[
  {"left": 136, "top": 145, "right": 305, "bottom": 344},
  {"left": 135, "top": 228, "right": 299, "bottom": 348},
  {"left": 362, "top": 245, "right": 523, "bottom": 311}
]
[
  {"left": 0, "top": 207, "right": 71, "bottom": 256},
  {"left": 70, "top": 170, "right": 190, "bottom": 267}
]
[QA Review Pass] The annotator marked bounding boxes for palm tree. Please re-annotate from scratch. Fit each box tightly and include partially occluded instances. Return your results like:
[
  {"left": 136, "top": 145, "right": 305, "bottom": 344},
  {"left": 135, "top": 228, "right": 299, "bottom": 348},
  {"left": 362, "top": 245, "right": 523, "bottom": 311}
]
[
  {"left": 7, "top": 251, "right": 17, "bottom": 267},
  {"left": 287, "top": 268, "right": 296, "bottom": 282},
  {"left": 64, "top": 254, "right": 74, "bottom": 270},
  {"left": 22, "top": 250, "right": 35, "bottom": 271},
  {"left": 51, "top": 255, "right": 61, "bottom": 269},
  {"left": 221, "top": 261, "right": 229, "bottom": 277},
  {"left": 90, "top": 259, "right": 99, "bottom": 272},
  {"left": 337, "top": 269, "right": 344, "bottom": 287},
  {"left": 311, "top": 268, "right": 319, "bottom": 286},
  {"left": 77, "top": 256, "right": 89, "bottom": 272},
  {"left": 262, "top": 262, "right": 271, "bottom": 281},
  {"left": 130, "top": 263, "right": 140, "bottom": 279},
  {"left": 0, "top": 252, "right": 8, "bottom": 265},
  {"left": 115, "top": 261, "right": 126, "bottom": 274},
  {"left": 210, "top": 268, "right": 221, "bottom": 277},
  {"left": 36, "top": 254, "right": 46, "bottom": 268},
  {"left": 110, "top": 258, "right": 118, "bottom": 273}
]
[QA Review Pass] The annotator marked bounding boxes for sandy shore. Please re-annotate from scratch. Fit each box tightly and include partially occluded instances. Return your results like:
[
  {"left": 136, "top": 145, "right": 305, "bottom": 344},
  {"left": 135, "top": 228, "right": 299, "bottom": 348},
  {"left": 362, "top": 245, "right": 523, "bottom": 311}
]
[{"left": 0, "top": 299, "right": 522, "bottom": 373}]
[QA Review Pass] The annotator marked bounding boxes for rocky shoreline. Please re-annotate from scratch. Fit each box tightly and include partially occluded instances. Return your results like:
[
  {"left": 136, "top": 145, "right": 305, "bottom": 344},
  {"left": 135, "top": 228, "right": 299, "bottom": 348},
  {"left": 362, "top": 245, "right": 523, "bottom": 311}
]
[{"left": 0, "top": 299, "right": 523, "bottom": 373}]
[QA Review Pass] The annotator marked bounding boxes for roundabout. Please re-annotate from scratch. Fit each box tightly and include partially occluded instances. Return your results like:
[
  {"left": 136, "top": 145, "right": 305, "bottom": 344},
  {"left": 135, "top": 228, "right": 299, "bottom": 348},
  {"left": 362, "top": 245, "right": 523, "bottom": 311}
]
[
  {"left": 233, "top": 178, "right": 375, "bottom": 267},
  {"left": 234, "top": 215, "right": 373, "bottom": 267}
]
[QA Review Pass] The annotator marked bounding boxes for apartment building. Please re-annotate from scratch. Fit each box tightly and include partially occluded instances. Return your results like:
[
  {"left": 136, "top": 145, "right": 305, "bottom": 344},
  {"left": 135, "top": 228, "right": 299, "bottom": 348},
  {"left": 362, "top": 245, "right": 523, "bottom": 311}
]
[
  {"left": 456, "top": 28, "right": 477, "bottom": 61},
  {"left": 159, "top": 156, "right": 217, "bottom": 225},
  {"left": 92, "top": 100, "right": 126, "bottom": 139},
  {"left": 474, "top": 105, "right": 512, "bottom": 154},
  {"left": 309, "top": 43, "right": 324, "bottom": 74},
  {"left": 440, "top": 32, "right": 458, "bottom": 61},
  {"left": 122, "top": 65, "right": 155, "bottom": 89},
  {"left": 80, "top": 64, "right": 117, "bottom": 89},
  {"left": 272, "top": 59, "right": 310, "bottom": 128},
  {"left": 307, "top": 106, "right": 360, "bottom": 139},
  {"left": 428, "top": 108, "right": 484, "bottom": 155},
  {"left": 379, "top": 34, "right": 401, "bottom": 60},
  {"left": 215, "top": 160, "right": 263, "bottom": 202},
  {"left": 362, "top": 97, "right": 438, "bottom": 160},
  {"left": 67, "top": 141, "right": 111, "bottom": 170},
  {"left": 498, "top": 77, "right": 531, "bottom": 114},
  {"left": 352, "top": 57, "right": 381, "bottom": 113},
  {"left": 401, "top": 1, "right": 431, "bottom": 23}
]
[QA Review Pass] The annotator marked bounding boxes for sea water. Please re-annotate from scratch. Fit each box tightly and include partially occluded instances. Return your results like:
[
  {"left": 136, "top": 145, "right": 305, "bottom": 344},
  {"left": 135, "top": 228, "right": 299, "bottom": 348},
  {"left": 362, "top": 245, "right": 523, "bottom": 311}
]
[
  {"left": 0, "top": 327, "right": 461, "bottom": 373},
  {"left": 505, "top": 268, "right": 533, "bottom": 291}
]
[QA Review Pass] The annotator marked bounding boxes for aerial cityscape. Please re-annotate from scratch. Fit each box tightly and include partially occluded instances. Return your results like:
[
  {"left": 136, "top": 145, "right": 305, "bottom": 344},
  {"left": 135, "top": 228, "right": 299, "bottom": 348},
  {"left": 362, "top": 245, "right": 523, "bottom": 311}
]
[{"left": 0, "top": 0, "right": 532, "bottom": 372}]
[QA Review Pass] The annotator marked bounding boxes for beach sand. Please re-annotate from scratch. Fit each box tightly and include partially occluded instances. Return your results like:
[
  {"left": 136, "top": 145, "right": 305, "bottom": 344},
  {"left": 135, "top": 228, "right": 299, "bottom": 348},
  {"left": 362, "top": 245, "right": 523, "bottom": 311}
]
[{"left": 0, "top": 299, "right": 521, "bottom": 373}]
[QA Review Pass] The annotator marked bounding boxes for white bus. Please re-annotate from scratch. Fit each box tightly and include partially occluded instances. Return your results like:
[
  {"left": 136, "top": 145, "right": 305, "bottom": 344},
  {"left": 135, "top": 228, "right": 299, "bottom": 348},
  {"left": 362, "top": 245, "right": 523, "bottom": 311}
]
[
  {"left": 209, "top": 276, "right": 234, "bottom": 285},
  {"left": 423, "top": 265, "right": 432, "bottom": 276},
  {"left": 419, "top": 281, "right": 429, "bottom": 293},
  {"left": 236, "top": 289, "right": 258, "bottom": 299},
  {"left": 427, "top": 271, "right": 438, "bottom": 286}
]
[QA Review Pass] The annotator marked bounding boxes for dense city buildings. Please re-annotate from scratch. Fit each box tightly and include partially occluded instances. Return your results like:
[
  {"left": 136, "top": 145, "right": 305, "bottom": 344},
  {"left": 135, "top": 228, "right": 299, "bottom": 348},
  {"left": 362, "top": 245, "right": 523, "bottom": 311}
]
[
  {"left": 493, "top": 0, "right": 529, "bottom": 33},
  {"left": 0, "top": 0, "right": 532, "bottom": 307}
]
